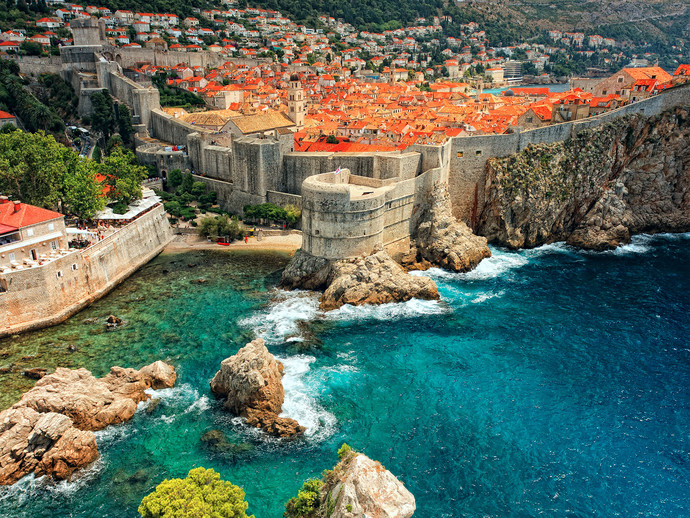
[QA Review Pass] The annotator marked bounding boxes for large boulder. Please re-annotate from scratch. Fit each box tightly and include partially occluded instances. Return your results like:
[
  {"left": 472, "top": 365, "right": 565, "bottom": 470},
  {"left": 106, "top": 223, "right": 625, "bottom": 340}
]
[
  {"left": 210, "top": 339, "right": 304, "bottom": 438},
  {"left": 322, "top": 249, "right": 439, "bottom": 311},
  {"left": 325, "top": 452, "right": 416, "bottom": 518},
  {"left": 0, "top": 361, "right": 176, "bottom": 485}
]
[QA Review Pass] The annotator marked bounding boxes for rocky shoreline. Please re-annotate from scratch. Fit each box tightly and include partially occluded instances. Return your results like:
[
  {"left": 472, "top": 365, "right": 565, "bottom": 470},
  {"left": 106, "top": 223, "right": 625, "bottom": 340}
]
[
  {"left": 478, "top": 107, "right": 690, "bottom": 250},
  {"left": 0, "top": 361, "right": 176, "bottom": 485},
  {"left": 281, "top": 184, "right": 490, "bottom": 309}
]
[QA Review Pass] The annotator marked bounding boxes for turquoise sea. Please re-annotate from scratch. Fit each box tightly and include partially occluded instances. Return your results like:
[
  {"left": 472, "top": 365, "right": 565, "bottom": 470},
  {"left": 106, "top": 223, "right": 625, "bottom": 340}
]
[{"left": 0, "top": 234, "right": 689, "bottom": 517}]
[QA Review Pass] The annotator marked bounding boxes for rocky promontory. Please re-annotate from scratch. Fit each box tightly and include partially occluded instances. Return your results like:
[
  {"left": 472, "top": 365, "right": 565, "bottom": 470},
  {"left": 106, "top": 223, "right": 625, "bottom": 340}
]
[
  {"left": 210, "top": 338, "right": 305, "bottom": 438},
  {"left": 478, "top": 107, "right": 690, "bottom": 250},
  {"left": 402, "top": 184, "right": 491, "bottom": 272},
  {"left": 285, "top": 445, "right": 416, "bottom": 518},
  {"left": 0, "top": 361, "right": 177, "bottom": 485}
]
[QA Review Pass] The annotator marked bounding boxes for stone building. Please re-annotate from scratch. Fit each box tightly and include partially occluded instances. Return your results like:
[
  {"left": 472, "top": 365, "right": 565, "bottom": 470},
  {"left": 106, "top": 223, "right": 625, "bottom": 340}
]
[
  {"left": 287, "top": 74, "right": 306, "bottom": 130},
  {"left": 0, "top": 198, "right": 67, "bottom": 270}
]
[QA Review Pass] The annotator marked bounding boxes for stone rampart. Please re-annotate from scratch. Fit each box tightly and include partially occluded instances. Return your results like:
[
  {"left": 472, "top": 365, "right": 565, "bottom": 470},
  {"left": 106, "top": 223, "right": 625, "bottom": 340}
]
[
  {"left": 0, "top": 205, "right": 172, "bottom": 337},
  {"left": 300, "top": 144, "right": 449, "bottom": 261},
  {"left": 448, "top": 84, "right": 690, "bottom": 225}
]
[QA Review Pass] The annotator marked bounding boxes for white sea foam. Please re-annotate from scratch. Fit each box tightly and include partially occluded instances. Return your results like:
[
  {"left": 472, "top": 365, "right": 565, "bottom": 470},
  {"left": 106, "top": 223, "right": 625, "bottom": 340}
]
[
  {"left": 0, "top": 457, "right": 105, "bottom": 505},
  {"left": 240, "top": 289, "right": 320, "bottom": 344},
  {"left": 184, "top": 395, "right": 211, "bottom": 414},
  {"left": 325, "top": 297, "right": 446, "bottom": 321},
  {"left": 413, "top": 250, "right": 529, "bottom": 282},
  {"left": 471, "top": 290, "right": 505, "bottom": 304},
  {"left": 278, "top": 355, "right": 337, "bottom": 442}
]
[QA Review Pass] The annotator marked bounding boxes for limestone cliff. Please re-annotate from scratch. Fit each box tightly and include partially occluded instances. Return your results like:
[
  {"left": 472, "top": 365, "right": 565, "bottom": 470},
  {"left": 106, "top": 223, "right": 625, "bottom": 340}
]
[
  {"left": 402, "top": 184, "right": 491, "bottom": 271},
  {"left": 0, "top": 361, "right": 177, "bottom": 485},
  {"left": 210, "top": 338, "right": 305, "bottom": 438},
  {"left": 478, "top": 107, "right": 690, "bottom": 250}
]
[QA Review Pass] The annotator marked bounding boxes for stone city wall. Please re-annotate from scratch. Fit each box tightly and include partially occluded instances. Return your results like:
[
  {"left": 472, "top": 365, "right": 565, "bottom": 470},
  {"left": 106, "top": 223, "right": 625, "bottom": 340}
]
[
  {"left": 0, "top": 205, "right": 172, "bottom": 338},
  {"left": 448, "top": 84, "right": 690, "bottom": 225},
  {"left": 105, "top": 47, "right": 267, "bottom": 70}
]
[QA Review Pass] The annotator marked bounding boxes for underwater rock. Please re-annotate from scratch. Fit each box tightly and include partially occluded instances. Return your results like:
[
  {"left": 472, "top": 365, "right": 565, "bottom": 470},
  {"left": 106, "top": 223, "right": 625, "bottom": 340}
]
[
  {"left": 210, "top": 339, "right": 305, "bottom": 438},
  {"left": 105, "top": 315, "right": 122, "bottom": 325},
  {"left": 23, "top": 368, "right": 48, "bottom": 380},
  {"left": 0, "top": 361, "right": 177, "bottom": 485}
]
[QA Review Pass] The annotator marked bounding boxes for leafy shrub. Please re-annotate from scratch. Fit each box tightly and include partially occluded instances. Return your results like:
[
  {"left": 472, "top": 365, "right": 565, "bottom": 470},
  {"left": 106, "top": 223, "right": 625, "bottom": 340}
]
[
  {"left": 167, "top": 168, "right": 183, "bottom": 189},
  {"left": 337, "top": 443, "right": 352, "bottom": 460},
  {"left": 112, "top": 202, "right": 129, "bottom": 215},
  {"left": 198, "top": 214, "right": 245, "bottom": 241},
  {"left": 138, "top": 467, "right": 253, "bottom": 518},
  {"left": 284, "top": 479, "right": 323, "bottom": 518},
  {"left": 164, "top": 200, "right": 182, "bottom": 217}
]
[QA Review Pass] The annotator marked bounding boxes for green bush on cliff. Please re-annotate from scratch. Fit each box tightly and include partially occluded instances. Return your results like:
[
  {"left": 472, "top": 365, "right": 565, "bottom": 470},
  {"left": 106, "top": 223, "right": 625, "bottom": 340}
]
[
  {"left": 284, "top": 479, "right": 323, "bottom": 518},
  {"left": 138, "top": 467, "right": 253, "bottom": 518}
]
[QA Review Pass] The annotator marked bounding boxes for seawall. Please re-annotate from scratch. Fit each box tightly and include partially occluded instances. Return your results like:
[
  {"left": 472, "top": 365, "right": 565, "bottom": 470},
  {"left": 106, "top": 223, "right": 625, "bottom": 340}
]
[{"left": 0, "top": 205, "right": 173, "bottom": 338}]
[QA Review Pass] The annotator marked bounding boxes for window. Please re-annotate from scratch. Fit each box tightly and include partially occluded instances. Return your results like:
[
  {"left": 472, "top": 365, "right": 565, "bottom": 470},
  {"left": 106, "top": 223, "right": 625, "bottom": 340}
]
[
  {"left": 526, "top": 116, "right": 533, "bottom": 123},
  {"left": 9, "top": 252, "right": 15, "bottom": 262},
  {"left": 50, "top": 241, "right": 58, "bottom": 250},
  {"left": 71, "top": 263, "right": 78, "bottom": 271},
  {"left": 617, "top": 76, "right": 623, "bottom": 83},
  {"left": 56, "top": 270, "right": 63, "bottom": 278},
  {"left": 0, "top": 279, "right": 6, "bottom": 293},
  {"left": 30, "top": 249, "right": 38, "bottom": 261},
  {"left": 48, "top": 223, "right": 54, "bottom": 231},
  {"left": 475, "top": 150, "right": 482, "bottom": 156},
  {"left": 26, "top": 228, "right": 34, "bottom": 237},
  {"left": 602, "top": 90, "right": 607, "bottom": 95},
  {"left": 315, "top": 230, "right": 320, "bottom": 235},
  {"left": 457, "top": 151, "right": 464, "bottom": 158}
]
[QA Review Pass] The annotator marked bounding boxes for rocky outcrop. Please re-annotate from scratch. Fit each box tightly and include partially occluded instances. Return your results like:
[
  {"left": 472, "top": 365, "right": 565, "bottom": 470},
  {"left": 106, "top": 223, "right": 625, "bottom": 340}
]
[
  {"left": 321, "top": 249, "right": 439, "bottom": 311},
  {"left": 478, "top": 107, "right": 690, "bottom": 250},
  {"left": 281, "top": 248, "right": 439, "bottom": 311},
  {"left": 210, "top": 339, "right": 305, "bottom": 438},
  {"left": 286, "top": 446, "right": 415, "bottom": 518},
  {"left": 325, "top": 452, "right": 416, "bottom": 518},
  {"left": 402, "top": 184, "right": 491, "bottom": 272},
  {"left": 0, "top": 361, "right": 176, "bottom": 485}
]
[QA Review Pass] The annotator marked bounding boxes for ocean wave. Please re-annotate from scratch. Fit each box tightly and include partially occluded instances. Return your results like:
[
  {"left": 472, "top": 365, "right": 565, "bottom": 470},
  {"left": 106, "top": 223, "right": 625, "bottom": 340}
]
[
  {"left": 239, "top": 289, "right": 320, "bottom": 344},
  {"left": 471, "top": 290, "right": 505, "bottom": 304},
  {"left": 412, "top": 250, "right": 529, "bottom": 282},
  {"left": 278, "top": 355, "right": 337, "bottom": 442},
  {"left": 325, "top": 297, "right": 447, "bottom": 321},
  {"left": 0, "top": 457, "right": 105, "bottom": 504}
]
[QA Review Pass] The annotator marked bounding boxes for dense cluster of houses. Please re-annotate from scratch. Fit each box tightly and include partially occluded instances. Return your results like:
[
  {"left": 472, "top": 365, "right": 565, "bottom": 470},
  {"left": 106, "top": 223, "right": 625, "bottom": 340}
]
[{"left": 132, "top": 59, "right": 689, "bottom": 152}]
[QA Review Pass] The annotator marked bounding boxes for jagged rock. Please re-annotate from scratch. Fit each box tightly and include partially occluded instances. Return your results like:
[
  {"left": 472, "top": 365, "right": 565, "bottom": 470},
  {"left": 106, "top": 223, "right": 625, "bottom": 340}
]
[
  {"left": 324, "top": 452, "right": 416, "bottom": 518},
  {"left": 478, "top": 107, "right": 690, "bottom": 249},
  {"left": 321, "top": 249, "right": 439, "bottom": 311},
  {"left": 403, "top": 184, "right": 490, "bottom": 272},
  {"left": 0, "top": 361, "right": 176, "bottom": 485},
  {"left": 105, "top": 315, "right": 122, "bottom": 325},
  {"left": 210, "top": 339, "right": 304, "bottom": 438},
  {"left": 280, "top": 249, "right": 331, "bottom": 291},
  {"left": 23, "top": 368, "right": 48, "bottom": 380}
]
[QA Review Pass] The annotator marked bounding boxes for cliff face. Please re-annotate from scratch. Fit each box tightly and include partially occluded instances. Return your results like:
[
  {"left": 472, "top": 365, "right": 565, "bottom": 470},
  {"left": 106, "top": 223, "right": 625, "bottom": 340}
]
[{"left": 478, "top": 107, "right": 690, "bottom": 250}]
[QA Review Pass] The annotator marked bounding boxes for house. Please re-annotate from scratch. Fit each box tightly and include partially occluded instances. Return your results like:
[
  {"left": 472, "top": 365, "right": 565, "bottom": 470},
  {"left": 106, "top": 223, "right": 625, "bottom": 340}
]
[
  {"left": 516, "top": 104, "right": 552, "bottom": 129},
  {"left": 593, "top": 67, "right": 672, "bottom": 99},
  {"left": 0, "top": 197, "right": 67, "bottom": 270},
  {"left": 0, "top": 110, "right": 16, "bottom": 127},
  {"left": 36, "top": 17, "right": 62, "bottom": 29},
  {"left": 0, "top": 41, "right": 20, "bottom": 52},
  {"left": 222, "top": 110, "right": 296, "bottom": 137}
]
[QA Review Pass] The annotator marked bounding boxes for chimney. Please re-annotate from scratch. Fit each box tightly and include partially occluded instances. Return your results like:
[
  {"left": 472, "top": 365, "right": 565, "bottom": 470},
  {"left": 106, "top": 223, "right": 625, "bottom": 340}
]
[
  {"left": 13, "top": 200, "right": 21, "bottom": 212},
  {"left": 0, "top": 196, "right": 8, "bottom": 204}
]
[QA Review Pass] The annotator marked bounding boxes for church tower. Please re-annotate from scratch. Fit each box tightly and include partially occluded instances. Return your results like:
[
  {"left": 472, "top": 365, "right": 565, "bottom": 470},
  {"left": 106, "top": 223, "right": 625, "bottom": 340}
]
[{"left": 287, "top": 74, "right": 306, "bottom": 130}]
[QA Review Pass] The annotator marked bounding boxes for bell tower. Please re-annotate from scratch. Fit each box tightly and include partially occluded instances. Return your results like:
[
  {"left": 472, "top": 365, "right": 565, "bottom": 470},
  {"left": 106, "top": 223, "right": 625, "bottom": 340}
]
[{"left": 287, "top": 73, "right": 306, "bottom": 130}]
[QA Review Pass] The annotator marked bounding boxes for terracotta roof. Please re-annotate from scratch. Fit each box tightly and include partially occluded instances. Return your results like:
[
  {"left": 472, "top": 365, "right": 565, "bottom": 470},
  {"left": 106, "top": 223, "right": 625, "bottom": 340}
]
[{"left": 0, "top": 201, "right": 63, "bottom": 228}]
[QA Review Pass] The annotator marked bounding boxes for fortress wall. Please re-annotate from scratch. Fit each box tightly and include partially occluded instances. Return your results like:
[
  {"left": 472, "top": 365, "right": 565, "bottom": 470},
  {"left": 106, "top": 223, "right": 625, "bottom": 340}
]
[
  {"left": 10, "top": 55, "right": 63, "bottom": 76},
  {"left": 375, "top": 152, "right": 422, "bottom": 180},
  {"left": 517, "top": 122, "right": 573, "bottom": 150},
  {"left": 109, "top": 47, "right": 266, "bottom": 70},
  {"left": 267, "top": 191, "right": 302, "bottom": 209},
  {"left": 191, "top": 175, "right": 237, "bottom": 212},
  {"left": 150, "top": 109, "right": 209, "bottom": 146},
  {"left": 0, "top": 205, "right": 172, "bottom": 338},
  {"left": 301, "top": 170, "right": 388, "bottom": 259}
]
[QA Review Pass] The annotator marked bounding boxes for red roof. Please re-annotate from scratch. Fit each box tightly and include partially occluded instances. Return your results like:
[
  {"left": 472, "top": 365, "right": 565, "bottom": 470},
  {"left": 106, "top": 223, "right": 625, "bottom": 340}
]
[
  {"left": 0, "top": 223, "right": 17, "bottom": 235},
  {"left": 0, "top": 201, "right": 63, "bottom": 228},
  {"left": 0, "top": 110, "right": 14, "bottom": 119}
]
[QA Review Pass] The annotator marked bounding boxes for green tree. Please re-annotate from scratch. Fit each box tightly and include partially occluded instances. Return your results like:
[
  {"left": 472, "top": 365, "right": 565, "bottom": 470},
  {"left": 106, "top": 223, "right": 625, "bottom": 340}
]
[
  {"left": 180, "top": 172, "right": 194, "bottom": 193},
  {"left": 92, "top": 144, "right": 102, "bottom": 163},
  {"left": 62, "top": 159, "right": 107, "bottom": 219},
  {"left": 117, "top": 104, "right": 134, "bottom": 146},
  {"left": 100, "top": 148, "right": 147, "bottom": 204},
  {"left": 325, "top": 134, "right": 338, "bottom": 144},
  {"left": 139, "top": 467, "right": 254, "bottom": 518},
  {"left": 91, "top": 89, "right": 114, "bottom": 144},
  {"left": 167, "top": 168, "right": 183, "bottom": 189}
]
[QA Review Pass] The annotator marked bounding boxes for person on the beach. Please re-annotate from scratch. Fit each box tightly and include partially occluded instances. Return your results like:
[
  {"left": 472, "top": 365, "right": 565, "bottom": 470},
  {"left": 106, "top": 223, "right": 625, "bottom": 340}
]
[{"left": 244, "top": 235, "right": 248, "bottom": 244}]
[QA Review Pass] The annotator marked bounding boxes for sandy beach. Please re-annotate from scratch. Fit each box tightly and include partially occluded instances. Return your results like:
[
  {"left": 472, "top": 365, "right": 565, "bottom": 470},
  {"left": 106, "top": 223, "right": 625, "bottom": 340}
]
[{"left": 164, "top": 231, "right": 302, "bottom": 253}]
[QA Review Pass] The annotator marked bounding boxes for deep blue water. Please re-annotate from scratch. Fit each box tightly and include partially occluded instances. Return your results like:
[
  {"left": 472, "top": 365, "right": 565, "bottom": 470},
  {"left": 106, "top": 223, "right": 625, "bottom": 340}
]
[{"left": 0, "top": 234, "right": 688, "bottom": 517}]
